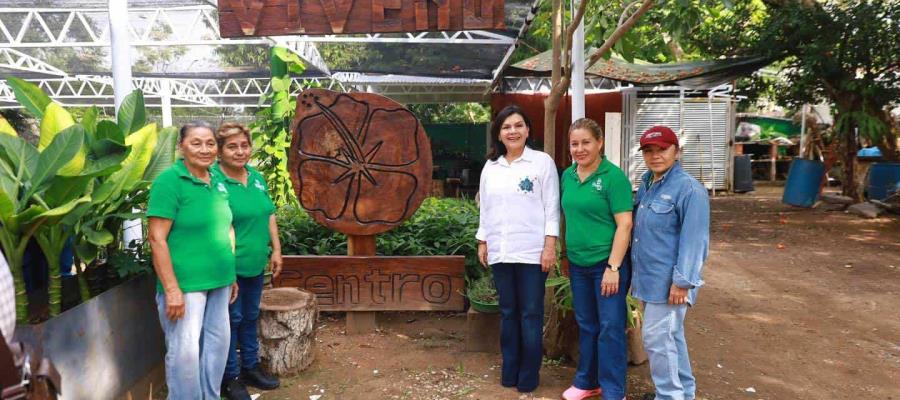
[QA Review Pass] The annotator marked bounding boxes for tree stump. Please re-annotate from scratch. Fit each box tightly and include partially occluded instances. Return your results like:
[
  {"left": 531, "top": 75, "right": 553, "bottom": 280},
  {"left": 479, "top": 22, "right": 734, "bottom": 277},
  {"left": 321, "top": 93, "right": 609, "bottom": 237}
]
[{"left": 258, "top": 287, "right": 318, "bottom": 376}]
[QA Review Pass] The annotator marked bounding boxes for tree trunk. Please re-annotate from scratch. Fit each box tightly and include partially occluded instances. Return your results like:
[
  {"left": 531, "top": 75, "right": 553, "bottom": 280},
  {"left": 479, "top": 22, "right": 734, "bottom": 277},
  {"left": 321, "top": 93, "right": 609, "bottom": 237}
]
[
  {"left": 258, "top": 287, "right": 318, "bottom": 376},
  {"left": 839, "top": 121, "right": 861, "bottom": 201},
  {"left": 542, "top": 0, "right": 565, "bottom": 160},
  {"left": 543, "top": 305, "right": 579, "bottom": 361}
]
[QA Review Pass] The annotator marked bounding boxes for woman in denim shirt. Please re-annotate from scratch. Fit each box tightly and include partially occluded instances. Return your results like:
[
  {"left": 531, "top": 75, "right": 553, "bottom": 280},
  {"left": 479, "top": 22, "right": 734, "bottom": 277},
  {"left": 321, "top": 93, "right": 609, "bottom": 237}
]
[{"left": 631, "top": 126, "right": 709, "bottom": 400}]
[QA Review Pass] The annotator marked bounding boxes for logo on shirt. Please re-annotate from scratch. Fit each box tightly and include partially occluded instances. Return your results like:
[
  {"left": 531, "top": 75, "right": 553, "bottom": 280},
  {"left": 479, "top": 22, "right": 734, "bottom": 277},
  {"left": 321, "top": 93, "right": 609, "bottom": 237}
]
[
  {"left": 254, "top": 179, "right": 266, "bottom": 191},
  {"left": 216, "top": 182, "right": 228, "bottom": 193},
  {"left": 592, "top": 178, "right": 603, "bottom": 192},
  {"left": 518, "top": 176, "right": 535, "bottom": 193}
]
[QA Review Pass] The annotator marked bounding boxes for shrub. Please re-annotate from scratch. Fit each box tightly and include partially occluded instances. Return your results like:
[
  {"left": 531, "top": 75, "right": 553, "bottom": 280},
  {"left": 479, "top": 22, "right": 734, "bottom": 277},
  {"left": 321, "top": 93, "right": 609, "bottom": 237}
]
[{"left": 276, "top": 197, "right": 483, "bottom": 278}]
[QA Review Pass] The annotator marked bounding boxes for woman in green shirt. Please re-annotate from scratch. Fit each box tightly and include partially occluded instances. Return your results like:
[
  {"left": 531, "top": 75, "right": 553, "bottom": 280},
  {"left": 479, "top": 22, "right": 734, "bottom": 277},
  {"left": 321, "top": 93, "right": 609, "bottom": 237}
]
[
  {"left": 560, "top": 118, "right": 634, "bottom": 400},
  {"left": 213, "top": 123, "right": 282, "bottom": 400},
  {"left": 147, "top": 121, "right": 238, "bottom": 400}
]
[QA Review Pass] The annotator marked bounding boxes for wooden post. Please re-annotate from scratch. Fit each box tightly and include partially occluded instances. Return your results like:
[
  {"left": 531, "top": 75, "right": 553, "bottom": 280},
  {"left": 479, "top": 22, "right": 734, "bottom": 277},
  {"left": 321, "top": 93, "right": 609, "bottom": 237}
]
[
  {"left": 769, "top": 142, "right": 778, "bottom": 182},
  {"left": 346, "top": 235, "right": 378, "bottom": 334}
]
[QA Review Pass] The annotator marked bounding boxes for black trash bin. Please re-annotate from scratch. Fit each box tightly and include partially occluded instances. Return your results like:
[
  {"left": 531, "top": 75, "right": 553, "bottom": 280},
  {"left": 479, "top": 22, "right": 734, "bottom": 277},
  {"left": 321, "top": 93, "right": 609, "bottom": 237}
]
[{"left": 734, "top": 155, "right": 754, "bottom": 193}]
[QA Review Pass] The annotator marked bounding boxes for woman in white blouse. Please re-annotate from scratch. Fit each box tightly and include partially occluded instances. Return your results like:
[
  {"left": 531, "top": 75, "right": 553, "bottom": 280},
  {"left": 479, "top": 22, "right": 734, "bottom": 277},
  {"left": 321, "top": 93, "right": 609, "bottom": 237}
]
[{"left": 476, "top": 105, "right": 560, "bottom": 394}]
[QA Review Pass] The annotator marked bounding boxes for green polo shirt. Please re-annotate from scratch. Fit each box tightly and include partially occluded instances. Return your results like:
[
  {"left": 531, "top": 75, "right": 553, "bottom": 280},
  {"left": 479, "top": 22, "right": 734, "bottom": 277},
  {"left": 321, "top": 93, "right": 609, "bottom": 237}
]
[
  {"left": 213, "top": 163, "right": 276, "bottom": 277},
  {"left": 147, "top": 159, "right": 236, "bottom": 292},
  {"left": 561, "top": 157, "right": 633, "bottom": 267}
]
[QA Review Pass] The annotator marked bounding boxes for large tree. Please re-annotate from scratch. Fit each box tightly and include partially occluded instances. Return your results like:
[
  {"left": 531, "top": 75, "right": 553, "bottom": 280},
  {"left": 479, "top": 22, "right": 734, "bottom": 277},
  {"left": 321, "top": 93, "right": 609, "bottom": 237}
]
[{"left": 693, "top": 0, "right": 899, "bottom": 199}]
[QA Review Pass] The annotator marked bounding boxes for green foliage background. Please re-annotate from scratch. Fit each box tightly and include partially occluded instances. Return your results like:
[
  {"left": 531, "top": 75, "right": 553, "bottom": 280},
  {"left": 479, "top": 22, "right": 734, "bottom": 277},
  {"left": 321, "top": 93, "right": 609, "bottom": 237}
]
[{"left": 277, "top": 197, "right": 483, "bottom": 279}]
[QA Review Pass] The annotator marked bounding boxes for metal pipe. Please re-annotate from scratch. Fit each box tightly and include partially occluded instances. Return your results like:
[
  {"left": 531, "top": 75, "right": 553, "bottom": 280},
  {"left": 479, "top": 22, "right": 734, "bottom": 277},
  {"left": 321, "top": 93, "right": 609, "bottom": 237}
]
[
  {"left": 109, "top": 0, "right": 133, "bottom": 110},
  {"left": 708, "top": 94, "right": 716, "bottom": 196}
]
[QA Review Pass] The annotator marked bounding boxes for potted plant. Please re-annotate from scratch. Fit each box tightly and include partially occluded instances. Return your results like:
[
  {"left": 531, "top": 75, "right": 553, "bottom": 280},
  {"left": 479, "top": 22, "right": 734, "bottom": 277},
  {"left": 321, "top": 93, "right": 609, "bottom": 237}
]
[{"left": 466, "top": 273, "right": 499, "bottom": 313}]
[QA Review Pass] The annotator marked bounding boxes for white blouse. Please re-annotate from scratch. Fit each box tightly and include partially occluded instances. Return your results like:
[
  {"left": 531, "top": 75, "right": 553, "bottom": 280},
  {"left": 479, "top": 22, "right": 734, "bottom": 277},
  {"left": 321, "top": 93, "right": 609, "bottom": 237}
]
[{"left": 476, "top": 147, "right": 560, "bottom": 265}]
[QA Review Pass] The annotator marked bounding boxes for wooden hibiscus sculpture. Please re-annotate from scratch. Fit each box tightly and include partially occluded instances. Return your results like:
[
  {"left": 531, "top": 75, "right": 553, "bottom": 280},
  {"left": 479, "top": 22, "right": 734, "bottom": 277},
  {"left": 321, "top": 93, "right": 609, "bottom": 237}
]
[{"left": 289, "top": 89, "right": 433, "bottom": 236}]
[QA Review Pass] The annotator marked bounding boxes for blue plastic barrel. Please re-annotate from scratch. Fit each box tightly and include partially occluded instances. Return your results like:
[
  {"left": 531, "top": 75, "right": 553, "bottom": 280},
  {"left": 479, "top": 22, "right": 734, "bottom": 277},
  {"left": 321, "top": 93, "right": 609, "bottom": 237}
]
[
  {"left": 867, "top": 162, "right": 900, "bottom": 200},
  {"left": 783, "top": 159, "right": 825, "bottom": 207}
]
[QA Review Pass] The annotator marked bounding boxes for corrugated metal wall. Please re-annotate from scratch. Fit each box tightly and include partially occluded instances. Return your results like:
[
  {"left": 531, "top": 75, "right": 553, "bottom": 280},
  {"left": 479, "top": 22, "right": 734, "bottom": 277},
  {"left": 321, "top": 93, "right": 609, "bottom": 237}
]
[{"left": 621, "top": 88, "right": 734, "bottom": 191}]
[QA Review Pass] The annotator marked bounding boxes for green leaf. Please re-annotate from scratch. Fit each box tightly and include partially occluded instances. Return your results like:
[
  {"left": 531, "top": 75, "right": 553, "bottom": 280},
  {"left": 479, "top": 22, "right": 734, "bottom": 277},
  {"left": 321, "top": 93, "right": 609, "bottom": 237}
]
[
  {"left": 108, "top": 123, "right": 158, "bottom": 195},
  {"left": 43, "top": 175, "right": 92, "bottom": 208},
  {"left": 96, "top": 120, "right": 125, "bottom": 145},
  {"left": 27, "top": 124, "right": 84, "bottom": 200},
  {"left": 0, "top": 115, "right": 16, "bottom": 136},
  {"left": 59, "top": 199, "right": 92, "bottom": 226},
  {"left": 40, "top": 103, "right": 85, "bottom": 176},
  {"left": 82, "top": 225, "right": 114, "bottom": 246},
  {"left": 81, "top": 106, "right": 99, "bottom": 137},
  {"left": 287, "top": 62, "right": 306, "bottom": 75},
  {"left": 0, "top": 133, "right": 39, "bottom": 181},
  {"left": 28, "top": 194, "right": 91, "bottom": 227},
  {"left": 0, "top": 189, "right": 14, "bottom": 221},
  {"left": 39, "top": 103, "right": 76, "bottom": 149},
  {"left": 6, "top": 76, "right": 51, "bottom": 119},
  {"left": 117, "top": 89, "right": 147, "bottom": 135},
  {"left": 79, "top": 152, "right": 127, "bottom": 177},
  {"left": 16, "top": 204, "right": 47, "bottom": 227},
  {"left": 270, "top": 48, "right": 289, "bottom": 77},
  {"left": 74, "top": 242, "right": 98, "bottom": 264},
  {"left": 89, "top": 138, "right": 129, "bottom": 161},
  {"left": 271, "top": 76, "right": 292, "bottom": 92},
  {"left": 144, "top": 126, "right": 177, "bottom": 182},
  {"left": 92, "top": 179, "right": 118, "bottom": 205}
]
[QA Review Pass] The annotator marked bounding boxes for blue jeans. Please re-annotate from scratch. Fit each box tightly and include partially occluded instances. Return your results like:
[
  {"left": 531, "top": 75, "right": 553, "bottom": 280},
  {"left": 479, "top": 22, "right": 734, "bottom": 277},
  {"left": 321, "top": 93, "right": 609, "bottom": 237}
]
[
  {"left": 156, "top": 285, "right": 232, "bottom": 400},
  {"left": 642, "top": 303, "right": 695, "bottom": 400},
  {"left": 569, "top": 260, "right": 630, "bottom": 400},
  {"left": 224, "top": 274, "right": 265, "bottom": 380},
  {"left": 491, "top": 263, "right": 548, "bottom": 392}
]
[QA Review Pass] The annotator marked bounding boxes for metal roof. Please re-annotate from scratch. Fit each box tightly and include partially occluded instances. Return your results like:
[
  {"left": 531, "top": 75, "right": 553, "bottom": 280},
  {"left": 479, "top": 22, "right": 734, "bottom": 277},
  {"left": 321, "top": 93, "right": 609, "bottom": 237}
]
[{"left": 0, "top": 0, "right": 540, "bottom": 106}]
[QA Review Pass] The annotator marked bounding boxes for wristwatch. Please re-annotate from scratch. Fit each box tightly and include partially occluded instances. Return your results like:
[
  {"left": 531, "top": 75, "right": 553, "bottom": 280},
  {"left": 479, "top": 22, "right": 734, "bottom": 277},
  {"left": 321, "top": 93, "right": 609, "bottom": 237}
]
[{"left": 607, "top": 264, "right": 620, "bottom": 272}]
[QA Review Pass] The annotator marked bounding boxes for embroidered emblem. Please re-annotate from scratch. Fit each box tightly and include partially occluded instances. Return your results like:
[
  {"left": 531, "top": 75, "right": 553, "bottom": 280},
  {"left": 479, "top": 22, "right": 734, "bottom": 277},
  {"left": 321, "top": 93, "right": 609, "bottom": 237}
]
[
  {"left": 217, "top": 182, "right": 228, "bottom": 193},
  {"left": 592, "top": 178, "right": 603, "bottom": 192},
  {"left": 518, "top": 176, "right": 535, "bottom": 193},
  {"left": 254, "top": 179, "right": 265, "bottom": 191},
  {"left": 660, "top": 194, "right": 672, "bottom": 201}
]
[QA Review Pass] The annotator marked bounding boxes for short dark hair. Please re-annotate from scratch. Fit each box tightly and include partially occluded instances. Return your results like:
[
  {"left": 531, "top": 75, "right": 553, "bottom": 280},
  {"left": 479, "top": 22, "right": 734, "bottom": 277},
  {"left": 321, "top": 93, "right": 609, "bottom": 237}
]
[
  {"left": 487, "top": 105, "right": 534, "bottom": 161},
  {"left": 178, "top": 120, "right": 214, "bottom": 143}
]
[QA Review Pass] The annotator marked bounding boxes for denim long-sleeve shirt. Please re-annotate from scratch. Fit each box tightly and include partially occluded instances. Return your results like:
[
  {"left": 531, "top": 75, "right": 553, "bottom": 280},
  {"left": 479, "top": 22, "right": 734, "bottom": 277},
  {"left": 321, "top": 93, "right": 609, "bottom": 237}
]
[{"left": 631, "top": 162, "right": 710, "bottom": 305}]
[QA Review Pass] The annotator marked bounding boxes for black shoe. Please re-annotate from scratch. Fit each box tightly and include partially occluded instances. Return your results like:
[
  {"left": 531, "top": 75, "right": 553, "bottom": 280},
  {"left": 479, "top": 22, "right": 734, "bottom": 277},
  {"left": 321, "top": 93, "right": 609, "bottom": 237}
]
[
  {"left": 241, "top": 366, "right": 280, "bottom": 390},
  {"left": 221, "top": 377, "right": 252, "bottom": 400}
]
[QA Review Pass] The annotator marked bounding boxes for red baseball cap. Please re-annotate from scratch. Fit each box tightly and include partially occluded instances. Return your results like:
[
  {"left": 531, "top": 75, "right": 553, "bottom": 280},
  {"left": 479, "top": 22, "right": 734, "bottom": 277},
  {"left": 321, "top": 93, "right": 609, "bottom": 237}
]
[{"left": 639, "top": 126, "right": 679, "bottom": 150}]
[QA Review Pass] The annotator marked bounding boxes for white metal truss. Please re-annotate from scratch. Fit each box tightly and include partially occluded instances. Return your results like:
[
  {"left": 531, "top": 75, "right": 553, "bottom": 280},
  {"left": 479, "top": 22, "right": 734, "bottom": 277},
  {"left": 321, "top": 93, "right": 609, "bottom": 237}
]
[
  {"left": 499, "top": 76, "right": 620, "bottom": 93},
  {"left": 0, "top": 6, "right": 331, "bottom": 74},
  {"left": 0, "top": 48, "right": 66, "bottom": 76},
  {"left": 0, "top": 75, "right": 491, "bottom": 107}
]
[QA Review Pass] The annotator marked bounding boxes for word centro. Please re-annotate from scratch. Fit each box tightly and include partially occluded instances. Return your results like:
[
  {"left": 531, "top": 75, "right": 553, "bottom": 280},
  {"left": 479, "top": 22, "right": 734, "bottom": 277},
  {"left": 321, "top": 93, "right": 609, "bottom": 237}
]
[{"left": 302, "top": 270, "right": 459, "bottom": 309}]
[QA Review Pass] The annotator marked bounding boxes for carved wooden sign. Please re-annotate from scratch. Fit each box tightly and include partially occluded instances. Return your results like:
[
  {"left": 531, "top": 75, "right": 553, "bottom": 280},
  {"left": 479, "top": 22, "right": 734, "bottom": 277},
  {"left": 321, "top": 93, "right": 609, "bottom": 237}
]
[
  {"left": 218, "top": 0, "right": 505, "bottom": 37},
  {"left": 288, "top": 89, "right": 433, "bottom": 236},
  {"left": 274, "top": 256, "right": 466, "bottom": 311}
]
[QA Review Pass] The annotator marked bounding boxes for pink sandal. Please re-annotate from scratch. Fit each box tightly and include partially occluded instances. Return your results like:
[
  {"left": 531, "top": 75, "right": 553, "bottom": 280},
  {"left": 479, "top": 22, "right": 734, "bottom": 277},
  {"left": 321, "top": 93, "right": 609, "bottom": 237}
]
[{"left": 561, "top": 386, "right": 602, "bottom": 400}]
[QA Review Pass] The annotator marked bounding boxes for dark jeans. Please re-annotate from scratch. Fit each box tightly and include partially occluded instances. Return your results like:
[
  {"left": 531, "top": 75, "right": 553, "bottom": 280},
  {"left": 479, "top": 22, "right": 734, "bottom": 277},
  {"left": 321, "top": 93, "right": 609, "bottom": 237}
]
[
  {"left": 224, "top": 273, "right": 264, "bottom": 380},
  {"left": 569, "top": 259, "right": 630, "bottom": 400},
  {"left": 491, "top": 262, "right": 548, "bottom": 392}
]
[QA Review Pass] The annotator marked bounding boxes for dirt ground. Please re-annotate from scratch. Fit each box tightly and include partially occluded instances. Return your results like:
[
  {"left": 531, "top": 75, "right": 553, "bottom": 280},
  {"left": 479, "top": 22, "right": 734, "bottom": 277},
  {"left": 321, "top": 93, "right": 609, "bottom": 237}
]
[{"left": 254, "top": 185, "right": 899, "bottom": 400}]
